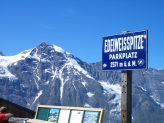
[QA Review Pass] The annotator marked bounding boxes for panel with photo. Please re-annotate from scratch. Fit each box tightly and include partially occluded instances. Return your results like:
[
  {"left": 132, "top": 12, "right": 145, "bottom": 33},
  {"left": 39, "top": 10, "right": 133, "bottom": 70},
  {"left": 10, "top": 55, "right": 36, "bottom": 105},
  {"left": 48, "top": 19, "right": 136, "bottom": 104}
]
[
  {"left": 82, "top": 111, "right": 99, "bottom": 123},
  {"left": 47, "top": 108, "right": 60, "bottom": 123}
]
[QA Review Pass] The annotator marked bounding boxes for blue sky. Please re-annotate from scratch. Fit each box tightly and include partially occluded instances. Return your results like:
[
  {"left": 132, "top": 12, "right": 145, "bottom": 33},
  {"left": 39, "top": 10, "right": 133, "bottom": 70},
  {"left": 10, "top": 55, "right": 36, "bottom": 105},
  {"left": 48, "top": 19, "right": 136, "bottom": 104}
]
[{"left": 0, "top": 0, "right": 164, "bottom": 69}]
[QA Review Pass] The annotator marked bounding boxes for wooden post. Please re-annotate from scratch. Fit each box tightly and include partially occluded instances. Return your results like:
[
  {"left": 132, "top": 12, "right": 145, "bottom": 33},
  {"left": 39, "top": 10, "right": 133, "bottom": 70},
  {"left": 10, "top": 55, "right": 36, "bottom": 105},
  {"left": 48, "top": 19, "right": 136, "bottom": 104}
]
[{"left": 121, "top": 70, "right": 132, "bottom": 123}]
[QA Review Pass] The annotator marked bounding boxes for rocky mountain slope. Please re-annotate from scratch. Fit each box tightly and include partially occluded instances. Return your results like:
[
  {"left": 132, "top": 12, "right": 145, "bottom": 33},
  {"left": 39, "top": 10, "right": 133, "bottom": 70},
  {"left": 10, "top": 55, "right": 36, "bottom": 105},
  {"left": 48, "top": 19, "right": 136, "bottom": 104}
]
[
  {"left": 0, "top": 52, "right": 4, "bottom": 56},
  {"left": 0, "top": 42, "right": 164, "bottom": 123}
]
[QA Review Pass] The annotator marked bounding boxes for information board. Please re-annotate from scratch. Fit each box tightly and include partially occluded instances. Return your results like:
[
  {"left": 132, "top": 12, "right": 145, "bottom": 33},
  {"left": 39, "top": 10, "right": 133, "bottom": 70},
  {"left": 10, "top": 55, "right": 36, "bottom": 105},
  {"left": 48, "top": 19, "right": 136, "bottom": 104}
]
[
  {"left": 102, "top": 30, "right": 148, "bottom": 70},
  {"left": 34, "top": 105, "right": 104, "bottom": 123}
]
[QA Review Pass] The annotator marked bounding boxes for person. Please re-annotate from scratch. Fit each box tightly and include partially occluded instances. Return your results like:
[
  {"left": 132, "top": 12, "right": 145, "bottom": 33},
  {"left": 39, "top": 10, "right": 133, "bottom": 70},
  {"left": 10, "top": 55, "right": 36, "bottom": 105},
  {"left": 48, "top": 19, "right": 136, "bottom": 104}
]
[{"left": 0, "top": 106, "right": 13, "bottom": 123}]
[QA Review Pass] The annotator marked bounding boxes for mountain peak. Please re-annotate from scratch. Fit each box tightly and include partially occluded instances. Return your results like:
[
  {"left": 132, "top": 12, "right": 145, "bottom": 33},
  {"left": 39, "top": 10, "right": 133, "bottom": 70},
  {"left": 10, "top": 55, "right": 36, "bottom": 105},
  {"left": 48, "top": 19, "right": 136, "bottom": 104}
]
[
  {"left": 0, "top": 52, "right": 5, "bottom": 56},
  {"left": 37, "top": 41, "right": 70, "bottom": 55},
  {"left": 39, "top": 41, "right": 51, "bottom": 47}
]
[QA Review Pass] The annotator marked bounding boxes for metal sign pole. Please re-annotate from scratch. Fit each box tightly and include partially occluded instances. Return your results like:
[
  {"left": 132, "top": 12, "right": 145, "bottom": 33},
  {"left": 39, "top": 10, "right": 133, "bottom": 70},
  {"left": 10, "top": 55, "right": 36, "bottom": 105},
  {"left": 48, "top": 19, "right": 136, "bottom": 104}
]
[{"left": 121, "top": 70, "right": 132, "bottom": 123}]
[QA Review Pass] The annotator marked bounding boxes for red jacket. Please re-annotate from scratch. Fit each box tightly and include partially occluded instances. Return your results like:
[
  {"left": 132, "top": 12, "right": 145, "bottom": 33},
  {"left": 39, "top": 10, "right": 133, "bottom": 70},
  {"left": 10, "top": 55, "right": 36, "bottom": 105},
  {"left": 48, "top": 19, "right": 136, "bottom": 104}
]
[{"left": 0, "top": 113, "right": 6, "bottom": 123}]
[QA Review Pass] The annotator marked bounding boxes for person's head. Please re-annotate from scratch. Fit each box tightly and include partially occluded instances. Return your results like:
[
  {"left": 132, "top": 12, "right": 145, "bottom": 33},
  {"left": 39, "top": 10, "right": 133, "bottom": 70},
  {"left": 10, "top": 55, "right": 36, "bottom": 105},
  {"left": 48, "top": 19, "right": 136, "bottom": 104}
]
[{"left": 0, "top": 106, "right": 7, "bottom": 113}]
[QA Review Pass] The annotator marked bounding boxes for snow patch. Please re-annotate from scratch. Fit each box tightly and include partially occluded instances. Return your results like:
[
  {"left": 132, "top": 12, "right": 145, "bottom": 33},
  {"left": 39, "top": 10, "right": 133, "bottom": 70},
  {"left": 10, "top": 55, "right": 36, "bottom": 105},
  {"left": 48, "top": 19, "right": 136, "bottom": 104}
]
[
  {"left": 45, "top": 81, "right": 49, "bottom": 85},
  {"left": 99, "top": 81, "right": 121, "bottom": 95},
  {"left": 21, "top": 84, "right": 25, "bottom": 88},
  {"left": 45, "top": 68, "right": 51, "bottom": 73},
  {"left": 87, "top": 92, "right": 94, "bottom": 97},
  {"left": 150, "top": 95, "right": 164, "bottom": 109},
  {"left": 99, "top": 81, "right": 121, "bottom": 113},
  {"left": 138, "top": 86, "right": 147, "bottom": 91},
  {"left": 51, "top": 66, "right": 57, "bottom": 81},
  {"left": 0, "top": 67, "right": 5, "bottom": 74},
  {"left": 0, "top": 49, "right": 32, "bottom": 78},
  {"left": 59, "top": 64, "right": 67, "bottom": 100},
  {"left": 82, "top": 82, "right": 87, "bottom": 87},
  {"left": 53, "top": 45, "right": 70, "bottom": 55},
  {"left": 0, "top": 66, "right": 15, "bottom": 78},
  {"left": 84, "top": 103, "right": 92, "bottom": 108},
  {"left": 27, "top": 51, "right": 40, "bottom": 61},
  {"left": 13, "top": 62, "right": 17, "bottom": 66},
  {"left": 32, "top": 90, "right": 43, "bottom": 104},
  {"left": 72, "top": 81, "right": 77, "bottom": 91},
  {"left": 67, "top": 58, "right": 93, "bottom": 79},
  {"left": 41, "top": 58, "right": 50, "bottom": 63},
  {"left": 161, "top": 82, "right": 164, "bottom": 85}
]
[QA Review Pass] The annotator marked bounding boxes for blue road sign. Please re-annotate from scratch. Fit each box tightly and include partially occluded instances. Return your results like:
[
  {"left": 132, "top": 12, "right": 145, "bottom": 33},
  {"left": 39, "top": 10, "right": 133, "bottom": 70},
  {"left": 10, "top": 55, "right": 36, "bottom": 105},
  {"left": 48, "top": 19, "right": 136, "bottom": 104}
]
[{"left": 102, "top": 30, "right": 148, "bottom": 71}]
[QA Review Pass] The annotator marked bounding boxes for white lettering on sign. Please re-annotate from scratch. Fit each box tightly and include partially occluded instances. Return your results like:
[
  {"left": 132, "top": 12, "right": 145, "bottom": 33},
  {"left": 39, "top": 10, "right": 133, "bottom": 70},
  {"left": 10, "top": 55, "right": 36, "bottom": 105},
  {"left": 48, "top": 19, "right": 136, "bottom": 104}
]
[
  {"left": 109, "top": 60, "right": 137, "bottom": 68},
  {"left": 109, "top": 52, "right": 137, "bottom": 60},
  {"left": 110, "top": 62, "right": 118, "bottom": 67},
  {"left": 132, "top": 60, "right": 137, "bottom": 66},
  {"left": 124, "top": 61, "right": 127, "bottom": 67},
  {"left": 104, "top": 35, "right": 144, "bottom": 53}
]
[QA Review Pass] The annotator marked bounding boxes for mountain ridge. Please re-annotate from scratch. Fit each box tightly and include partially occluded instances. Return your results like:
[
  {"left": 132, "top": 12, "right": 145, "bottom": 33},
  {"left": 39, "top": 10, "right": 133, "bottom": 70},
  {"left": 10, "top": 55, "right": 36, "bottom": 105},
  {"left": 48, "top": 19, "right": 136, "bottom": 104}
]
[{"left": 0, "top": 42, "right": 164, "bottom": 123}]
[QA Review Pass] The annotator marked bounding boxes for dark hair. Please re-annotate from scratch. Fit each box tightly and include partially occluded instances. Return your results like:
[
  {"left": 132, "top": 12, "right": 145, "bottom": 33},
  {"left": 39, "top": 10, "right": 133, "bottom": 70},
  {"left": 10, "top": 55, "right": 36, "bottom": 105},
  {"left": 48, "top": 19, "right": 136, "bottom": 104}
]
[{"left": 0, "top": 106, "right": 7, "bottom": 113}]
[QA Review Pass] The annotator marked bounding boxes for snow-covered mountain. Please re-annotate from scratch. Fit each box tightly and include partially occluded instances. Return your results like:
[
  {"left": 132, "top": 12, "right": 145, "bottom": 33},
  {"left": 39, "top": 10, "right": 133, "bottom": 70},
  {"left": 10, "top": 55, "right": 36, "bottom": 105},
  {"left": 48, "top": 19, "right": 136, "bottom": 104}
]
[{"left": 0, "top": 42, "right": 164, "bottom": 123}]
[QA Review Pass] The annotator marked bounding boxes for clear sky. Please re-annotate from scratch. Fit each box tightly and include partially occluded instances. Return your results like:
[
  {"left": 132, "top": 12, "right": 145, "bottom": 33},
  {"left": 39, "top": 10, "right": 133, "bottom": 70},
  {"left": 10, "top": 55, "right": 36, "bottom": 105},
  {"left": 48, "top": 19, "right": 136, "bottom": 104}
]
[{"left": 0, "top": 0, "right": 164, "bottom": 69}]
